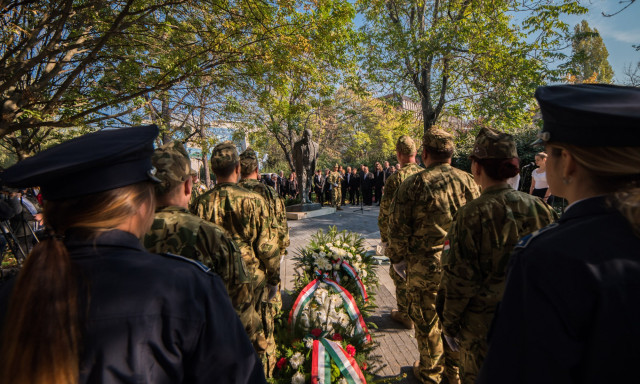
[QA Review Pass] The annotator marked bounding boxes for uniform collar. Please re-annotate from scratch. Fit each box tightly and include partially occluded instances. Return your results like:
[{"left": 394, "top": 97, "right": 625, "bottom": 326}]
[
  {"left": 64, "top": 229, "right": 146, "bottom": 253},
  {"left": 480, "top": 183, "right": 510, "bottom": 195},
  {"left": 156, "top": 205, "right": 189, "bottom": 213},
  {"left": 559, "top": 195, "right": 612, "bottom": 223}
]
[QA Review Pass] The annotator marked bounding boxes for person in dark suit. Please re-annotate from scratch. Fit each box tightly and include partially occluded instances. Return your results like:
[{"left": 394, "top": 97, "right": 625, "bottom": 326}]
[
  {"left": 341, "top": 166, "right": 351, "bottom": 205},
  {"left": 374, "top": 162, "right": 385, "bottom": 205},
  {"left": 478, "top": 84, "right": 640, "bottom": 384},
  {"left": 361, "top": 166, "right": 374, "bottom": 206},
  {"left": 313, "top": 169, "right": 324, "bottom": 205},
  {"left": 349, "top": 168, "right": 360, "bottom": 205},
  {"left": 322, "top": 169, "right": 331, "bottom": 205}
]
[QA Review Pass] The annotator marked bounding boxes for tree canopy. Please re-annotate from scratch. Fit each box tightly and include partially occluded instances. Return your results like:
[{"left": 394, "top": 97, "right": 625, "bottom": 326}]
[{"left": 565, "top": 20, "right": 614, "bottom": 83}]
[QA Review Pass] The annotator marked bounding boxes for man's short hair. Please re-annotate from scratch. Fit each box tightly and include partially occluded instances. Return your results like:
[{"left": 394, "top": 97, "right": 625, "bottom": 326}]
[{"left": 211, "top": 141, "right": 239, "bottom": 177}]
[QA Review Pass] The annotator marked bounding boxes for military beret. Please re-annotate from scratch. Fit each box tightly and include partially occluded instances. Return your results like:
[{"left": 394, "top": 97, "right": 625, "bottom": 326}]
[
  {"left": 423, "top": 128, "right": 454, "bottom": 152},
  {"left": 152, "top": 140, "right": 192, "bottom": 194},
  {"left": 239, "top": 148, "right": 259, "bottom": 174},
  {"left": 472, "top": 127, "right": 518, "bottom": 159},
  {"left": 534, "top": 84, "right": 640, "bottom": 146},
  {"left": 396, "top": 135, "right": 417, "bottom": 155},
  {"left": 210, "top": 141, "right": 239, "bottom": 172},
  {"left": 0, "top": 125, "right": 159, "bottom": 201}
]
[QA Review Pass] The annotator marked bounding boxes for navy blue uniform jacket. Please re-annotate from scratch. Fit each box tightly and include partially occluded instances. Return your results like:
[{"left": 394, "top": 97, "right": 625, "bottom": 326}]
[
  {"left": 478, "top": 196, "right": 640, "bottom": 384},
  {"left": 0, "top": 229, "right": 265, "bottom": 384}
]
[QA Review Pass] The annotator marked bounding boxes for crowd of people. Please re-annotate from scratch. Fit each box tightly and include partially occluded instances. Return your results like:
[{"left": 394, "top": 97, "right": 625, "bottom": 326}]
[{"left": 0, "top": 84, "right": 638, "bottom": 384}]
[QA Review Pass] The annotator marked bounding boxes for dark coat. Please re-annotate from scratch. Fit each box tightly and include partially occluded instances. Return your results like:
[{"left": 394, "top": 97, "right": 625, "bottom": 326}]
[
  {"left": 478, "top": 196, "right": 640, "bottom": 384},
  {"left": 349, "top": 173, "right": 361, "bottom": 190},
  {"left": 0, "top": 229, "right": 263, "bottom": 384}
]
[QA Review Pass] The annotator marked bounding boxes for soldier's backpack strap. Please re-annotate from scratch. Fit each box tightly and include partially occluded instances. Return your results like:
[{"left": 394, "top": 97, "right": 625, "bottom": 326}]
[{"left": 159, "top": 252, "right": 211, "bottom": 273}]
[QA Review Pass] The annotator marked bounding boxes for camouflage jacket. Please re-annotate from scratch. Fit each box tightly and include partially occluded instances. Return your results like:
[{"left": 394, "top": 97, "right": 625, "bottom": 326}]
[
  {"left": 238, "top": 178, "right": 290, "bottom": 256},
  {"left": 388, "top": 163, "right": 480, "bottom": 289},
  {"left": 143, "top": 206, "right": 251, "bottom": 310},
  {"left": 378, "top": 162, "right": 423, "bottom": 243},
  {"left": 327, "top": 171, "right": 342, "bottom": 189},
  {"left": 192, "top": 182, "right": 280, "bottom": 286},
  {"left": 189, "top": 181, "right": 207, "bottom": 210},
  {"left": 439, "top": 184, "right": 558, "bottom": 342}
]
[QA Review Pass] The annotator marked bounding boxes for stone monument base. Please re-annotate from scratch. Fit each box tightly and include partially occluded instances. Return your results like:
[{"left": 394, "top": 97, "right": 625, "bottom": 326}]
[{"left": 286, "top": 203, "right": 322, "bottom": 212}]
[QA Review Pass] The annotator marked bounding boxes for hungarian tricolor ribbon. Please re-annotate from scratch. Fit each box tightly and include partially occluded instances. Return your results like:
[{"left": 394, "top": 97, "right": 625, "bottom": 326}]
[
  {"left": 340, "top": 261, "right": 368, "bottom": 302},
  {"left": 289, "top": 275, "right": 371, "bottom": 344},
  {"left": 311, "top": 337, "right": 367, "bottom": 384}
]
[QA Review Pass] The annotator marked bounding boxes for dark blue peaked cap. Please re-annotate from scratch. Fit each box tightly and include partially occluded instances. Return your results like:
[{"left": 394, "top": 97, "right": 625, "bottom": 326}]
[
  {"left": 1, "top": 125, "right": 160, "bottom": 201},
  {"left": 534, "top": 84, "right": 640, "bottom": 146}
]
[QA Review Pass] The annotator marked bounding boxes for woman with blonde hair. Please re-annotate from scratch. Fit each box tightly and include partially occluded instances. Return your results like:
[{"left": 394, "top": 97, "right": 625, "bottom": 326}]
[
  {"left": 478, "top": 84, "right": 640, "bottom": 384},
  {"left": 0, "top": 125, "right": 263, "bottom": 384}
]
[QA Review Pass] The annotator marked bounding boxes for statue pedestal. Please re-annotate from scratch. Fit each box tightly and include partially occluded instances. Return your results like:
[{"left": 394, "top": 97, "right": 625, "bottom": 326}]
[{"left": 286, "top": 203, "right": 322, "bottom": 212}]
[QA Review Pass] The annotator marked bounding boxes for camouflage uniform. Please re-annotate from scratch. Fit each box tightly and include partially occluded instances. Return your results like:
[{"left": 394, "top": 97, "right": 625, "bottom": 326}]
[
  {"left": 189, "top": 179, "right": 207, "bottom": 209},
  {"left": 239, "top": 148, "right": 291, "bottom": 376},
  {"left": 378, "top": 135, "right": 422, "bottom": 325},
  {"left": 388, "top": 129, "right": 480, "bottom": 384},
  {"left": 193, "top": 142, "right": 280, "bottom": 377},
  {"left": 143, "top": 141, "right": 261, "bottom": 350},
  {"left": 327, "top": 166, "right": 342, "bottom": 208},
  {"left": 439, "top": 128, "right": 558, "bottom": 384}
]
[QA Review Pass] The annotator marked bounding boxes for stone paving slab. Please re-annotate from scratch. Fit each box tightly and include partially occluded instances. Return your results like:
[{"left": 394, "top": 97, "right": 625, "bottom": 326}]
[{"left": 281, "top": 204, "right": 420, "bottom": 383}]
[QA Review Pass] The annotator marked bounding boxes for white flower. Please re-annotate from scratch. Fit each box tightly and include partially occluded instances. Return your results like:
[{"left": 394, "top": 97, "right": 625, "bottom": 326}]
[
  {"left": 304, "top": 337, "right": 314, "bottom": 349},
  {"left": 290, "top": 352, "right": 305, "bottom": 370},
  {"left": 339, "top": 378, "right": 348, "bottom": 384},
  {"left": 292, "top": 371, "right": 305, "bottom": 384},
  {"left": 326, "top": 243, "right": 333, "bottom": 248},
  {"left": 361, "top": 270, "right": 368, "bottom": 279},
  {"left": 338, "top": 312, "right": 350, "bottom": 328},
  {"left": 319, "top": 251, "right": 326, "bottom": 257},
  {"left": 335, "top": 241, "right": 341, "bottom": 247},
  {"left": 351, "top": 246, "right": 356, "bottom": 251},
  {"left": 332, "top": 261, "right": 341, "bottom": 270},
  {"left": 329, "top": 294, "right": 343, "bottom": 309},
  {"left": 314, "top": 257, "right": 331, "bottom": 271},
  {"left": 314, "top": 288, "right": 328, "bottom": 305},
  {"left": 312, "top": 252, "right": 319, "bottom": 259},
  {"left": 315, "top": 309, "right": 328, "bottom": 325},
  {"left": 300, "top": 312, "right": 311, "bottom": 328}
]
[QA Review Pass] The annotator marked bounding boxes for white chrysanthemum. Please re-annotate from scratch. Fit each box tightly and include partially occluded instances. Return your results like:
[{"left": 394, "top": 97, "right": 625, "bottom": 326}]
[
  {"left": 338, "top": 312, "right": 350, "bottom": 328},
  {"left": 314, "top": 257, "right": 331, "bottom": 271},
  {"left": 314, "top": 288, "right": 328, "bottom": 305},
  {"left": 361, "top": 270, "right": 368, "bottom": 279},
  {"left": 304, "top": 337, "right": 314, "bottom": 349},
  {"left": 351, "top": 246, "right": 356, "bottom": 251},
  {"left": 329, "top": 294, "right": 343, "bottom": 309},
  {"left": 339, "top": 378, "right": 348, "bottom": 384},
  {"left": 319, "top": 251, "right": 326, "bottom": 257},
  {"left": 335, "top": 240, "right": 341, "bottom": 247},
  {"left": 312, "top": 252, "right": 319, "bottom": 259},
  {"left": 291, "top": 371, "right": 305, "bottom": 384},
  {"left": 326, "top": 243, "right": 333, "bottom": 248},
  {"left": 290, "top": 352, "right": 305, "bottom": 370}
]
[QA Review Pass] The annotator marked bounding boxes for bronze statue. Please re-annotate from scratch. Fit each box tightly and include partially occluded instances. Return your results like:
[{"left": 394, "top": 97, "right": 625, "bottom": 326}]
[{"left": 292, "top": 129, "right": 319, "bottom": 204}]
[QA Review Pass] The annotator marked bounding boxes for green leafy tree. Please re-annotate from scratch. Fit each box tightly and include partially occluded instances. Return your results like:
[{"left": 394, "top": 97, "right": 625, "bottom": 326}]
[
  {"left": 359, "top": 0, "right": 587, "bottom": 135},
  {"left": 566, "top": 20, "right": 614, "bottom": 83}
]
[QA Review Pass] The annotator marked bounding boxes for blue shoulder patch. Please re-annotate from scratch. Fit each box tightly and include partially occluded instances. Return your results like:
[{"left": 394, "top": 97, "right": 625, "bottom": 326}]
[
  {"left": 515, "top": 222, "right": 559, "bottom": 249},
  {"left": 160, "top": 252, "right": 211, "bottom": 273}
]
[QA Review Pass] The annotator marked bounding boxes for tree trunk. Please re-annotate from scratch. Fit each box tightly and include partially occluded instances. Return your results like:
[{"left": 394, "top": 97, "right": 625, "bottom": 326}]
[{"left": 198, "top": 105, "right": 211, "bottom": 186}]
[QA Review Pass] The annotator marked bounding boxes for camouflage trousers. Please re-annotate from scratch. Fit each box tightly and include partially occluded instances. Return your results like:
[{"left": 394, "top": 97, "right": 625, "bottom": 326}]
[
  {"left": 458, "top": 337, "right": 487, "bottom": 384},
  {"left": 389, "top": 264, "right": 410, "bottom": 320},
  {"left": 407, "top": 286, "right": 444, "bottom": 384},
  {"left": 260, "top": 286, "right": 282, "bottom": 378},
  {"left": 331, "top": 188, "right": 341, "bottom": 207}
]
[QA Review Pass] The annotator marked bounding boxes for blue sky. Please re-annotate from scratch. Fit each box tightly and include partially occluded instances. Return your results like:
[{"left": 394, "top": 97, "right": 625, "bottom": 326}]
[{"left": 564, "top": 0, "right": 639, "bottom": 83}]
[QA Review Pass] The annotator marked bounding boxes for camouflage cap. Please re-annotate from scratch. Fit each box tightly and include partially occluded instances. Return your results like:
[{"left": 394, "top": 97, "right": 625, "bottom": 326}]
[
  {"left": 239, "top": 148, "right": 259, "bottom": 174},
  {"left": 152, "top": 140, "right": 192, "bottom": 194},
  {"left": 210, "top": 141, "right": 239, "bottom": 172},
  {"left": 422, "top": 128, "right": 454, "bottom": 152},
  {"left": 396, "top": 135, "right": 417, "bottom": 155},
  {"left": 472, "top": 127, "right": 518, "bottom": 159}
]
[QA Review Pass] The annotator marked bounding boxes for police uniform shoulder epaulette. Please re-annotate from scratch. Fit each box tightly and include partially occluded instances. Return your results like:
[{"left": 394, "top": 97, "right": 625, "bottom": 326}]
[
  {"left": 514, "top": 222, "right": 559, "bottom": 250},
  {"left": 159, "top": 252, "right": 211, "bottom": 273}
]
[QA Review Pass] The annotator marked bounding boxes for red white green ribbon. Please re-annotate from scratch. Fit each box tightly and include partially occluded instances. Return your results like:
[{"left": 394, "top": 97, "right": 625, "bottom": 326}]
[
  {"left": 311, "top": 339, "right": 332, "bottom": 384},
  {"left": 311, "top": 337, "right": 367, "bottom": 384},
  {"left": 289, "top": 278, "right": 321, "bottom": 332},
  {"left": 289, "top": 276, "right": 371, "bottom": 344},
  {"left": 322, "top": 279, "right": 372, "bottom": 344},
  {"left": 341, "top": 261, "right": 368, "bottom": 302}
]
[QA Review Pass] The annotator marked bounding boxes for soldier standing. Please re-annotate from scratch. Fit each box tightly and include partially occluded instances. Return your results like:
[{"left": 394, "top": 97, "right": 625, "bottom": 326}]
[
  {"left": 438, "top": 128, "right": 557, "bottom": 384},
  {"left": 142, "top": 141, "right": 259, "bottom": 348},
  {"left": 238, "top": 148, "right": 291, "bottom": 375},
  {"left": 327, "top": 164, "right": 343, "bottom": 210},
  {"left": 378, "top": 135, "right": 423, "bottom": 330},
  {"left": 192, "top": 141, "right": 280, "bottom": 377},
  {"left": 388, "top": 129, "right": 480, "bottom": 384}
]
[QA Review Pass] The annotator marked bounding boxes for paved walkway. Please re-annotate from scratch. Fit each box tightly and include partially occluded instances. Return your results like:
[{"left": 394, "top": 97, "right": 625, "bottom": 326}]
[{"left": 281, "top": 204, "right": 419, "bottom": 383}]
